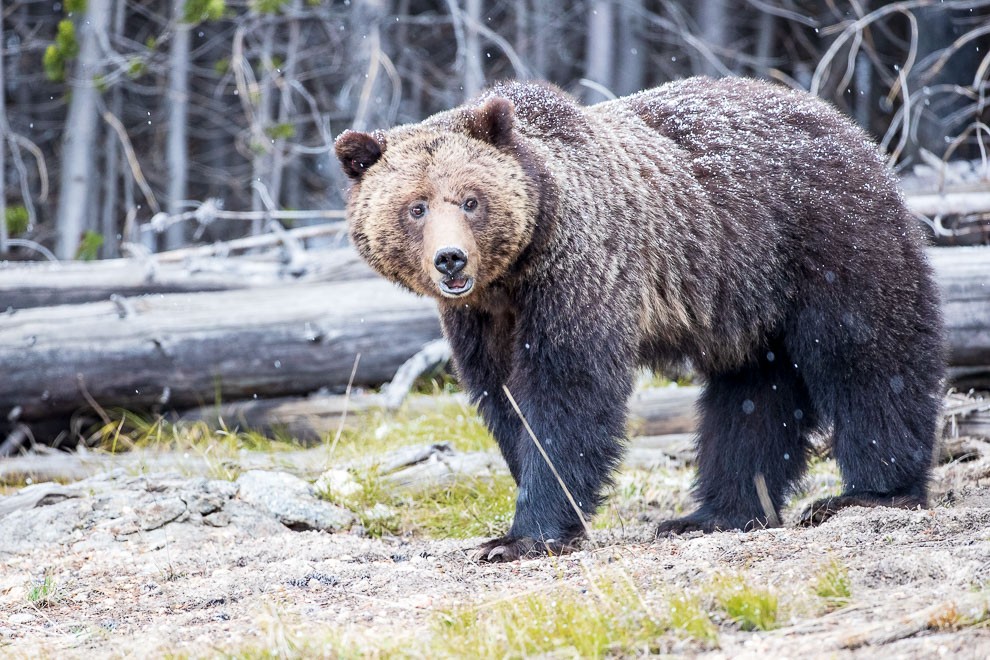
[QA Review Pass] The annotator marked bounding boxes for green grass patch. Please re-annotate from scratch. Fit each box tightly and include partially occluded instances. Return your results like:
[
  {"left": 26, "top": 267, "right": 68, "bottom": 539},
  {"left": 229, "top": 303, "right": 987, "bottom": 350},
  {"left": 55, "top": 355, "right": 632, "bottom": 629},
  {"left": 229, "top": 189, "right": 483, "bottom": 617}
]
[
  {"left": 814, "top": 559, "right": 852, "bottom": 610},
  {"left": 406, "top": 474, "right": 515, "bottom": 539},
  {"left": 316, "top": 466, "right": 401, "bottom": 538},
  {"left": 332, "top": 399, "right": 496, "bottom": 459},
  {"left": 432, "top": 575, "right": 667, "bottom": 658},
  {"left": 93, "top": 412, "right": 298, "bottom": 480},
  {"left": 27, "top": 573, "right": 60, "bottom": 608},
  {"left": 668, "top": 593, "right": 719, "bottom": 643},
  {"left": 316, "top": 468, "right": 515, "bottom": 540},
  {"left": 711, "top": 575, "right": 778, "bottom": 631}
]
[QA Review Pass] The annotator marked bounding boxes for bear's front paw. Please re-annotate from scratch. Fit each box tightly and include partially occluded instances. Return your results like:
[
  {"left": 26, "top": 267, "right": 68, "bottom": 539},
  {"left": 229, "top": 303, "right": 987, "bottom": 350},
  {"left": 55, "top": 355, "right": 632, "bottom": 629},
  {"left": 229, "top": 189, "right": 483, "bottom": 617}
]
[
  {"left": 799, "top": 493, "right": 925, "bottom": 527},
  {"left": 656, "top": 516, "right": 720, "bottom": 537},
  {"left": 657, "top": 511, "right": 773, "bottom": 537},
  {"left": 470, "top": 535, "right": 579, "bottom": 563}
]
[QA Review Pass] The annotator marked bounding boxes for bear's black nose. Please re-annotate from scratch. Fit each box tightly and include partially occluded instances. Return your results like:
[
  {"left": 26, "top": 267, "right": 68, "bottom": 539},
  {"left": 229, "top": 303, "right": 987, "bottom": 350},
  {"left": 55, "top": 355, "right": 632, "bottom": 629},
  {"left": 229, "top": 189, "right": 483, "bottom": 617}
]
[{"left": 434, "top": 247, "right": 468, "bottom": 276}]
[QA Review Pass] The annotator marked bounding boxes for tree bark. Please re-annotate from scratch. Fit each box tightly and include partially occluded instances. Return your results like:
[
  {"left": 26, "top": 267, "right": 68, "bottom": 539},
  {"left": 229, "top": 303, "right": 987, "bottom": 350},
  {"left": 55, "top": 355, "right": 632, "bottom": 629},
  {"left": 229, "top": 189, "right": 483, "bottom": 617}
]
[
  {"left": 695, "top": 0, "right": 730, "bottom": 77},
  {"left": 0, "top": 245, "right": 374, "bottom": 308},
  {"left": 164, "top": 0, "right": 191, "bottom": 250},
  {"left": 929, "top": 247, "right": 990, "bottom": 387},
  {"left": 53, "top": 0, "right": 112, "bottom": 259},
  {"left": 583, "top": 0, "right": 615, "bottom": 102},
  {"left": 463, "top": 0, "right": 484, "bottom": 99},
  {"left": 0, "top": 279, "right": 441, "bottom": 423},
  {"left": 615, "top": 0, "right": 645, "bottom": 95},
  {"left": 0, "top": 14, "right": 8, "bottom": 255}
]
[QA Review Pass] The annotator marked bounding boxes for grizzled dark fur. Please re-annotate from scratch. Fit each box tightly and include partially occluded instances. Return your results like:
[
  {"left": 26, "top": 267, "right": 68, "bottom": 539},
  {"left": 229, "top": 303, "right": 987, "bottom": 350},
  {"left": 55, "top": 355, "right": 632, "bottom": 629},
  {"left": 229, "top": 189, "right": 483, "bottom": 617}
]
[{"left": 335, "top": 77, "right": 945, "bottom": 562}]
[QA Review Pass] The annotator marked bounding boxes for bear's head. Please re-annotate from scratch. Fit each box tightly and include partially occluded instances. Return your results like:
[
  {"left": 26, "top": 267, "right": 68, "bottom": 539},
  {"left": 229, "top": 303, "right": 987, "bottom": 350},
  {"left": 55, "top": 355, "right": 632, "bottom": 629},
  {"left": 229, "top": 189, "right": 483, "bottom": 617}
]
[{"left": 335, "top": 97, "right": 538, "bottom": 302}]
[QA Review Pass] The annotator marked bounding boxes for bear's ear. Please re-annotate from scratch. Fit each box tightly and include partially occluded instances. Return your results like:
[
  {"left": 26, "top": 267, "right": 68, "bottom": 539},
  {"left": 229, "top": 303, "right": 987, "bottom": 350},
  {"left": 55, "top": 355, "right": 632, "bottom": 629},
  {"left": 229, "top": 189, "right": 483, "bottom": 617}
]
[
  {"left": 465, "top": 97, "right": 515, "bottom": 148},
  {"left": 335, "top": 130, "right": 386, "bottom": 180}
]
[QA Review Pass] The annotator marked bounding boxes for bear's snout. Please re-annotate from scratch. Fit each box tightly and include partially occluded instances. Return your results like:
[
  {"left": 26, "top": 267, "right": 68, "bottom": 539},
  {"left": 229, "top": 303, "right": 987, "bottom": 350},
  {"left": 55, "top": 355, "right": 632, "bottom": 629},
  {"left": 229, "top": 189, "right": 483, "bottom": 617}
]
[{"left": 434, "top": 247, "right": 468, "bottom": 276}]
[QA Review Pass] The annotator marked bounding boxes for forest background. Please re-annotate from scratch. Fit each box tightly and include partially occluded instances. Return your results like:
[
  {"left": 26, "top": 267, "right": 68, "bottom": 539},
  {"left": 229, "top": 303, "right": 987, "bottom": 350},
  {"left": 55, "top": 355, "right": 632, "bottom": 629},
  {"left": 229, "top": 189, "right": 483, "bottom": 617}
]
[{"left": 1, "top": 0, "right": 989, "bottom": 262}]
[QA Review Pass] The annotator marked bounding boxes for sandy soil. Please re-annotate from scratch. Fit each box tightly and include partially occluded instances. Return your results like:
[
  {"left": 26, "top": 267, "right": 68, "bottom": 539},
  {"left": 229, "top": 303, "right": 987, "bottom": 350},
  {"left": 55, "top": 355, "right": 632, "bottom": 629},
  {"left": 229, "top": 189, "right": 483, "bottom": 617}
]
[{"left": 1, "top": 443, "right": 988, "bottom": 659}]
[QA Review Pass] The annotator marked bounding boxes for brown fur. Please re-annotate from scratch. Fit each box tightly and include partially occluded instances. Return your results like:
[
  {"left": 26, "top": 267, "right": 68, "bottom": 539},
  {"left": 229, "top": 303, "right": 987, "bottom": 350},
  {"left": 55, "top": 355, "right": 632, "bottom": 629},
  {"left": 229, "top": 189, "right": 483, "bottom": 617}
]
[{"left": 335, "top": 78, "right": 944, "bottom": 561}]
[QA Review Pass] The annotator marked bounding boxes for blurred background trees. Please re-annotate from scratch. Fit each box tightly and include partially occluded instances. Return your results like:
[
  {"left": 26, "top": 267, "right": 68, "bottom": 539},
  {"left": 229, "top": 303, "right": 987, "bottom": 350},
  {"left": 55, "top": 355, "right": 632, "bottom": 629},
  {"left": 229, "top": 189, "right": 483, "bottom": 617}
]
[{"left": 1, "top": 0, "right": 988, "bottom": 259}]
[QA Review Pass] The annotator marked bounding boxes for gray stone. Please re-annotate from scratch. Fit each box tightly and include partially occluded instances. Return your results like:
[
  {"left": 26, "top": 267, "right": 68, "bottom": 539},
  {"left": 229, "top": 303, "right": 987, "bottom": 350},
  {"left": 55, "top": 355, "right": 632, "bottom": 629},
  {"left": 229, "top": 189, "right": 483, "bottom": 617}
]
[
  {"left": 235, "top": 470, "right": 354, "bottom": 532},
  {"left": 138, "top": 496, "right": 188, "bottom": 531},
  {"left": 203, "top": 510, "right": 231, "bottom": 527}
]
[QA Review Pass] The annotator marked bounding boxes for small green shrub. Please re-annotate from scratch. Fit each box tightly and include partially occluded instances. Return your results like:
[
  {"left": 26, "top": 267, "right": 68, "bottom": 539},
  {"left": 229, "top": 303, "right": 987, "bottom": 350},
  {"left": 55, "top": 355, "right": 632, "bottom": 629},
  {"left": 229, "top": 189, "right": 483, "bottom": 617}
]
[
  {"left": 27, "top": 573, "right": 60, "bottom": 608},
  {"left": 183, "top": 0, "right": 226, "bottom": 23},
  {"left": 75, "top": 230, "right": 104, "bottom": 260},
  {"left": 334, "top": 399, "right": 496, "bottom": 458},
  {"left": 265, "top": 123, "right": 297, "bottom": 140},
  {"left": 814, "top": 560, "right": 852, "bottom": 609},
  {"left": 668, "top": 593, "right": 719, "bottom": 643},
  {"left": 5, "top": 205, "right": 29, "bottom": 236},
  {"left": 433, "top": 575, "right": 666, "bottom": 658},
  {"left": 251, "top": 0, "right": 287, "bottom": 14},
  {"left": 712, "top": 575, "right": 778, "bottom": 631},
  {"left": 43, "top": 20, "right": 79, "bottom": 82}
]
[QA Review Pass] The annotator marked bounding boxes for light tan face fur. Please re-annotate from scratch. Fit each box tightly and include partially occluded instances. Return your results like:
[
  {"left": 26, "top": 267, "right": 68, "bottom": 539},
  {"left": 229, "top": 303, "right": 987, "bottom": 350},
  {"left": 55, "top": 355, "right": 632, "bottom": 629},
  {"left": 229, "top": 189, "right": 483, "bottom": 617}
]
[{"left": 343, "top": 130, "right": 537, "bottom": 302}]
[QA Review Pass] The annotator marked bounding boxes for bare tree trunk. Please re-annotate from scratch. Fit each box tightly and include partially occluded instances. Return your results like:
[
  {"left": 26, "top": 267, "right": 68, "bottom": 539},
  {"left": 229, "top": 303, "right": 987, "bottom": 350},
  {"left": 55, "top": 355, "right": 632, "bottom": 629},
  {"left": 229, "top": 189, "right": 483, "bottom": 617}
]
[
  {"left": 616, "top": 0, "right": 644, "bottom": 95},
  {"left": 0, "top": 15, "right": 8, "bottom": 255},
  {"left": 584, "top": 0, "right": 615, "bottom": 102},
  {"left": 463, "top": 0, "right": 484, "bottom": 99},
  {"left": 529, "top": 0, "right": 549, "bottom": 79},
  {"left": 269, "top": 0, "right": 301, "bottom": 208},
  {"left": 351, "top": 0, "right": 388, "bottom": 131},
  {"left": 164, "top": 0, "right": 191, "bottom": 250},
  {"left": 100, "top": 109, "right": 121, "bottom": 257},
  {"left": 696, "top": 0, "right": 730, "bottom": 77},
  {"left": 99, "top": 0, "right": 127, "bottom": 259},
  {"left": 251, "top": 20, "right": 275, "bottom": 229},
  {"left": 54, "top": 0, "right": 112, "bottom": 259},
  {"left": 753, "top": 10, "right": 775, "bottom": 79},
  {"left": 854, "top": 51, "right": 872, "bottom": 131},
  {"left": 0, "top": 279, "right": 442, "bottom": 422}
]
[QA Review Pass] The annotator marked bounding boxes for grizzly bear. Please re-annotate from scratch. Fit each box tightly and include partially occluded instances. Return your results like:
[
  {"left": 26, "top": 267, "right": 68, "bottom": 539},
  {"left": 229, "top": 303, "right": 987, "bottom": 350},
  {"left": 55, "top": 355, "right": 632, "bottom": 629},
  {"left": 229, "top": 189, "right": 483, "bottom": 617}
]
[{"left": 335, "top": 77, "right": 944, "bottom": 562}]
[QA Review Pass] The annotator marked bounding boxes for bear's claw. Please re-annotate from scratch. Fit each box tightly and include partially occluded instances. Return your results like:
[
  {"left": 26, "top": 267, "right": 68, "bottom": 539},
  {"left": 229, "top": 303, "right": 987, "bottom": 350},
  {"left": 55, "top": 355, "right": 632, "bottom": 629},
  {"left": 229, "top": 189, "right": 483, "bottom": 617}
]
[{"left": 471, "top": 536, "right": 579, "bottom": 563}]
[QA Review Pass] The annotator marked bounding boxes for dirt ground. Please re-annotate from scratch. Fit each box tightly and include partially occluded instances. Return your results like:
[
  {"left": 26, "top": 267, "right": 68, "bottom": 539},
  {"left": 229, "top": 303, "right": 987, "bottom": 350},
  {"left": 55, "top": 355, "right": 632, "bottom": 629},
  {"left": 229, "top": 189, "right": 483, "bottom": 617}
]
[{"left": 1, "top": 437, "right": 989, "bottom": 658}]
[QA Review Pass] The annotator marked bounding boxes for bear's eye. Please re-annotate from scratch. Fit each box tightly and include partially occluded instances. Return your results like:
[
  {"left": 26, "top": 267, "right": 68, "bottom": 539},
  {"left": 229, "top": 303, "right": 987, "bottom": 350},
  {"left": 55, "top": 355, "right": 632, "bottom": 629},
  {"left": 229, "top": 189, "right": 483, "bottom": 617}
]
[
  {"left": 463, "top": 197, "right": 478, "bottom": 211},
  {"left": 409, "top": 203, "right": 427, "bottom": 219}
]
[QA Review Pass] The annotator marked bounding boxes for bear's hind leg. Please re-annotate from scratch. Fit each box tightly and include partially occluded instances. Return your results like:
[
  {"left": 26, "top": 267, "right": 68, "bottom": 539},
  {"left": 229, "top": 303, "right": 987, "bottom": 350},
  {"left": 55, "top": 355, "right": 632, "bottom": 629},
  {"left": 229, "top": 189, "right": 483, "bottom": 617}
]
[
  {"left": 658, "top": 350, "right": 818, "bottom": 535},
  {"left": 798, "top": 372, "right": 938, "bottom": 526},
  {"left": 787, "top": 298, "right": 942, "bottom": 527}
]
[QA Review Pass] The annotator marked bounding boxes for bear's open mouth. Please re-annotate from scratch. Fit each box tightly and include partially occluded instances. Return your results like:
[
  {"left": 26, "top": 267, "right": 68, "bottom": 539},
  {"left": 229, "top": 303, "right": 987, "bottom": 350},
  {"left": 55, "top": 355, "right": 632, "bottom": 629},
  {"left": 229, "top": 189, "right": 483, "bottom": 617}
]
[{"left": 438, "top": 276, "right": 474, "bottom": 297}]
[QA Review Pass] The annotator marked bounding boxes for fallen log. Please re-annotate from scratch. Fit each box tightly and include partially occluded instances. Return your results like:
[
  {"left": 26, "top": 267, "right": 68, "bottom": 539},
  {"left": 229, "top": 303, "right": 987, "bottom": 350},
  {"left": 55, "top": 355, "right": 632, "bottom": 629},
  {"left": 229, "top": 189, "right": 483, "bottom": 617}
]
[
  {"left": 0, "top": 246, "right": 374, "bottom": 310},
  {"left": 178, "top": 386, "right": 702, "bottom": 444},
  {"left": 0, "top": 279, "right": 441, "bottom": 425},
  {"left": 906, "top": 192, "right": 990, "bottom": 217},
  {"left": 929, "top": 247, "right": 990, "bottom": 387},
  {"left": 0, "top": 246, "right": 987, "bottom": 446}
]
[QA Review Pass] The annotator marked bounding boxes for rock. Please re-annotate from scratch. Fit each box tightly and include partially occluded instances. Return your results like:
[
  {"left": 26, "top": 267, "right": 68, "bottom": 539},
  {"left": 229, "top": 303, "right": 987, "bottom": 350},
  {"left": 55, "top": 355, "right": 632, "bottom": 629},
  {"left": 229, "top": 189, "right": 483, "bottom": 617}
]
[
  {"left": 235, "top": 470, "right": 354, "bottom": 532},
  {"left": 203, "top": 510, "right": 231, "bottom": 527},
  {"left": 138, "top": 496, "right": 188, "bottom": 531},
  {"left": 180, "top": 478, "right": 239, "bottom": 516},
  {"left": 8, "top": 612, "right": 36, "bottom": 625},
  {"left": 0, "top": 483, "right": 80, "bottom": 517},
  {"left": 313, "top": 468, "right": 363, "bottom": 500}
]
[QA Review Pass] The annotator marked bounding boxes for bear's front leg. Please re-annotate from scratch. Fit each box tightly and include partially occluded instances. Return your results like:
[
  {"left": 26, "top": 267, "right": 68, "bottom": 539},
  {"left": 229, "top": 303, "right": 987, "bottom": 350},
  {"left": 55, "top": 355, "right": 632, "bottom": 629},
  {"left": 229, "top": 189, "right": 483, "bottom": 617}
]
[
  {"left": 441, "top": 307, "right": 526, "bottom": 482},
  {"left": 473, "top": 318, "right": 635, "bottom": 562}
]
